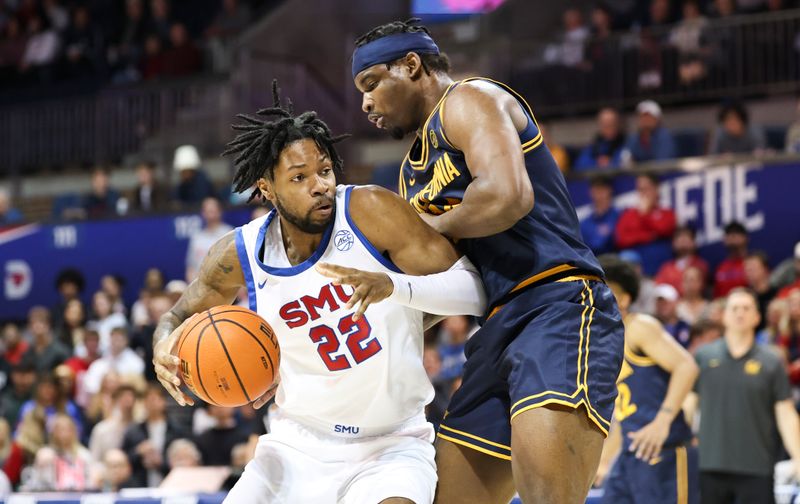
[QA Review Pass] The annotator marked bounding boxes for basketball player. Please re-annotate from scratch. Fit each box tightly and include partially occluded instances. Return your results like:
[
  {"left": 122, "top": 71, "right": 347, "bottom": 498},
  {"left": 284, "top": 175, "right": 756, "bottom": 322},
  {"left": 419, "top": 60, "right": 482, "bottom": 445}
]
[
  {"left": 351, "top": 19, "right": 625, "bottom": 504},
  {"left": 152, "top": 84, "right": 487, "bottom": 504},
  {"left": 595, "top": 256, "right": 699, "bottom": 504}
]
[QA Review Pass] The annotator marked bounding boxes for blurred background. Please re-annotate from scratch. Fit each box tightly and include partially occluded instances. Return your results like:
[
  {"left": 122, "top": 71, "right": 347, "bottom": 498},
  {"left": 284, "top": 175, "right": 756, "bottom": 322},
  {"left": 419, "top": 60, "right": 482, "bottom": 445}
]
[{"left": 1, "top": 0, "right": 800, "bottom": 502}]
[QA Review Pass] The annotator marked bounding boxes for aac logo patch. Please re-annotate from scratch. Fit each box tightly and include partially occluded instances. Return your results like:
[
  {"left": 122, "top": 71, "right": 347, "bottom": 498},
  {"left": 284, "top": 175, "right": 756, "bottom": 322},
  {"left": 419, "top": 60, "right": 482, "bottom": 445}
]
[
  {"left": 429, "top": 129, "right": 439, "bottom": 149},
  {"left": 744, "top": 359, "right": 761, "bottom": 375},
  {"left": 334, "top": 230, "right": 354, "bottom": 251}
]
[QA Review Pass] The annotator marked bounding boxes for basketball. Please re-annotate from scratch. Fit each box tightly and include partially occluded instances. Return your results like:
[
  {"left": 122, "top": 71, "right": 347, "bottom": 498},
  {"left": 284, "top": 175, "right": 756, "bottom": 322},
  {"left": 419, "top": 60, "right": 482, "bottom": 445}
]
[{"left": 177, "top": 305, "right": 280, "bottom": 407}]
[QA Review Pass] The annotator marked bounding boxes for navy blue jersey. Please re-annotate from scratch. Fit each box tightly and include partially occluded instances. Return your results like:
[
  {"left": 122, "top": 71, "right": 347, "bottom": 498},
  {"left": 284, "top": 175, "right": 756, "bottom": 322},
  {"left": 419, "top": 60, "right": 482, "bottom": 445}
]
[
  {"left": 399, "top": 77, "right": 602, "bottom": 311},
  {"left": 616, "top": 348, "right": 693, "bottom": 451}
]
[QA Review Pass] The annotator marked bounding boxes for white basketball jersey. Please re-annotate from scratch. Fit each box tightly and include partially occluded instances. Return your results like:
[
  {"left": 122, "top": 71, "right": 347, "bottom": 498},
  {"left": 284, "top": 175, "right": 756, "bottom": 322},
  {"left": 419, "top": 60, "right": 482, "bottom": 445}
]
[{"left": 235, "top": 185, "right": 433, "bottom": 437}]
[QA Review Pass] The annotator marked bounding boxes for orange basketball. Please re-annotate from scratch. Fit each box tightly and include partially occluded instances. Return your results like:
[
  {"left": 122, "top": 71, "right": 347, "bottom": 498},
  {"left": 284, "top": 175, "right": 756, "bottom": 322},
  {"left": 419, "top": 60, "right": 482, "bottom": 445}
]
[{"left": 177, "top": 305, "right": 280, "bottom": 407}]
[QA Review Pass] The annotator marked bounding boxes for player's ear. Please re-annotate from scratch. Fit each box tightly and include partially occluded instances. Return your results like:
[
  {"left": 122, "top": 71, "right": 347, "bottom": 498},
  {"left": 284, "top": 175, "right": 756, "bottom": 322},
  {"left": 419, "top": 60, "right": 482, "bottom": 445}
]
[
  {"left": 405, "top": 52, "right": 424, "bottom": 80},
  {"left": 257, "top": 178, "right": 275, "bottom": 203}
]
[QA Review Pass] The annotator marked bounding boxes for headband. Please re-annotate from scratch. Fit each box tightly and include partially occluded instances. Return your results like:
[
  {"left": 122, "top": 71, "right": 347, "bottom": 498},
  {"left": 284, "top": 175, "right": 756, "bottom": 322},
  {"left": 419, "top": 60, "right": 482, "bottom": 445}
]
[{"left": 352, "top": 32, "right": 440, "bottom": 79}]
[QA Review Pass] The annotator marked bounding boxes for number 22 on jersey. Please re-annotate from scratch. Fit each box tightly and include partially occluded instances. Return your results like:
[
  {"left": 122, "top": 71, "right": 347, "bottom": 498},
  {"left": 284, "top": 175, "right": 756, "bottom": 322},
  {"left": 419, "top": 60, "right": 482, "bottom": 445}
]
[{"left": 309, "top": 313, "right": 382, "bottom": 371}]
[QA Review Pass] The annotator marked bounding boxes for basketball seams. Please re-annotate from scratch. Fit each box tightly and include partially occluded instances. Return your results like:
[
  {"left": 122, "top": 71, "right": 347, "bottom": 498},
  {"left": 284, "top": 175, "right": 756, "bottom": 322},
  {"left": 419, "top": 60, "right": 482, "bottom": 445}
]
[
  {"left": 207, "top": 311, "right": 253, "bottom": 404},
  {"left": 215, "top": 318, "right": 277, "bottom": 385},
  {"left": 195, "top": 324, "right": 216, "bottom": 406}
]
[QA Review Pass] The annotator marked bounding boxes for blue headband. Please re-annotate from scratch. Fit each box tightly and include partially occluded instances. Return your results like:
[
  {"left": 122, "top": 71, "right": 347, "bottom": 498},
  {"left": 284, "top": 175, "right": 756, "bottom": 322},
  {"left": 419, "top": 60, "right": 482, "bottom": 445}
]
[{"left": 352, "top": 32, "right": 440, "bottom": 79}]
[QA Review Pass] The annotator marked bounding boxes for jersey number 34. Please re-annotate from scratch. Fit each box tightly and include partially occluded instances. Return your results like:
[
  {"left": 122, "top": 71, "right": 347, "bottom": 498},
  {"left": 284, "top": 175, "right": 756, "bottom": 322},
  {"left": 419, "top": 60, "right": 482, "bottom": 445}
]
[{"left": 309, "top": 314, "right": 381, "bottom": 371}]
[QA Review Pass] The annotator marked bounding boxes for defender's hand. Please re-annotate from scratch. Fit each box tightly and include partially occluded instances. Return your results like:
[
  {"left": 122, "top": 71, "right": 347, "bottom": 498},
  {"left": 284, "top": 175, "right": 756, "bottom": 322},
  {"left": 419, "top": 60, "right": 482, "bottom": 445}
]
[
  {"left": 627, "top": 415, "right": 670, "bottom": 462},
  {"left": 316, "top": 263, "right": 393, "bottom": 321},
  {"left": 153, "top": 317, "right": 195, "bottom": 407}
]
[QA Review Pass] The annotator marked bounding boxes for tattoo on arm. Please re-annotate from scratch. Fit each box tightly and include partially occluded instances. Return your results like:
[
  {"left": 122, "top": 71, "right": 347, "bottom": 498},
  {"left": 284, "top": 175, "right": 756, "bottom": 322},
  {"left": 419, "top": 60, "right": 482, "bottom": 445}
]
[{"left": 217, "top": 263, "right": 233, "bottom": 274}]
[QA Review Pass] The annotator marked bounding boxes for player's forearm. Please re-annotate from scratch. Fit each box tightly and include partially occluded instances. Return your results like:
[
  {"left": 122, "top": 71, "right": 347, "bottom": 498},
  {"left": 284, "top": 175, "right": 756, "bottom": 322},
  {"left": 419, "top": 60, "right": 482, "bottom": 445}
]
[
  {"left": 386, "top": 256, "right": 487, "bottom": 316},
  {"left": 776, "top": 401, "right": 800, "bottom": 461},
  {"left": 153, "top": 310, "right": 185, "bottom": 348},
  {"left": 434, "top": 180, "right": 532, "bottom": 239},
  {"left": 658, "top": 359, "right": 699, "bottom": 422}
]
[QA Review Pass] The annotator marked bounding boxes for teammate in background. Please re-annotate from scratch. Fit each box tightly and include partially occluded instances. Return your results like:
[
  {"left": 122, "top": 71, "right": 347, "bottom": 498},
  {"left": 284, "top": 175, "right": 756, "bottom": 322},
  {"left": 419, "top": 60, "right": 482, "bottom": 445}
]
[
  {"left": 152, "top": 83, "right": 487, "bottom": 503},
  {"left": 352, "top": 19, "right": 624, "bottom": 504},
  {"left": 595, "top": 256, "right": 699, "bottom": 504}
]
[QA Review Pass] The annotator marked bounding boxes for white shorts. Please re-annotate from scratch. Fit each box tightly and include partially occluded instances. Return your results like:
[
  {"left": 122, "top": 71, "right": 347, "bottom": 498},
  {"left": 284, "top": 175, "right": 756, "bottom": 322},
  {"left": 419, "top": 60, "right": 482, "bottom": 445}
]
[{"left": 224, "top": 413, "right": 437, "bottom": 504}]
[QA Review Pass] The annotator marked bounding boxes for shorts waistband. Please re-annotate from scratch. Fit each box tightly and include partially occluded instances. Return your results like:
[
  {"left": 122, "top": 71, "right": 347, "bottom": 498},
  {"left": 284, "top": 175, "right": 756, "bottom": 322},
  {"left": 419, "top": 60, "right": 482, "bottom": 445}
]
[
  {"left": 487, "top": 270, "right": 604, "bottom": 320},
  {"left": 274, "top": 410, "right": 430, "bottom": 441}
]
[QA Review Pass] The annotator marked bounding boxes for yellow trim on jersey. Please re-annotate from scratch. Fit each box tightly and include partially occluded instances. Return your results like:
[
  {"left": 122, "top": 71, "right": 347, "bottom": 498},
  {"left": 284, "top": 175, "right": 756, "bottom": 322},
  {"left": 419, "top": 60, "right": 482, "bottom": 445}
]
[
  {"left": 510, "top": 388, "right": 582, "bottom": 413},
  {"left": 510, "top": 397, "right": 610, "bottom": 437},
  {"left": 398, "top": 153, "right": 409, "bottom": 200},
  {"left": 408, "top": 81, "right": 458, "bottom": 169},
  {"left": 468, "top": 76, "right": 544, "bottom": 153},
  {"left": 676, "top": 445, "right": 688, "bottom": 504},
  {"left": 436, "top": 95, "right": 458, "bottom": 150},
  {"left": 510, "top": 264, "right": 577, "bottom": 295},
  {"left": 577, "top": 282, "right": 589, "bottom": 390},
  {"left": 436, "top": 433, "right": 513, "bottom": 461},
  {"left": 438, "top": 424, "right": 511, "bottom": 451},
  {"left": 624, "top": 347, "right": 658, "bottom": 367},
  {"left": 522, "top": 135, "right": 544, "bottom": 153},
  {"left": 581, "top": 282, "right": 610, "bottom": 429},
  {"left": 557, "top": 275, "right": 603, "bottom": 283}
]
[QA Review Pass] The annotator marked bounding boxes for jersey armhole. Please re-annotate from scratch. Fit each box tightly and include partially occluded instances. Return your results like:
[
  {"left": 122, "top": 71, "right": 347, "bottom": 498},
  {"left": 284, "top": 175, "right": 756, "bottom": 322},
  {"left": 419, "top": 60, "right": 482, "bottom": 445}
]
[
  {"left": 234, "top": 227, "right": 258, "bottom": 312},
  {"left": 343, "top": 186, "right": 403, "bottom": 273}
]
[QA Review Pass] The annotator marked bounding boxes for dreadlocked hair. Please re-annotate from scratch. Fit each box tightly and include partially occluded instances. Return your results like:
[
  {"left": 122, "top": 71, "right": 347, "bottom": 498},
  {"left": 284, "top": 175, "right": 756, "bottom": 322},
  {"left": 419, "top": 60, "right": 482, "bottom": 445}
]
[
  {"left": 223, "top": 80, "right": 349, "bottom": 203},
  {"left": 354, "top": 18, "right": 451, "bottom": 74}
]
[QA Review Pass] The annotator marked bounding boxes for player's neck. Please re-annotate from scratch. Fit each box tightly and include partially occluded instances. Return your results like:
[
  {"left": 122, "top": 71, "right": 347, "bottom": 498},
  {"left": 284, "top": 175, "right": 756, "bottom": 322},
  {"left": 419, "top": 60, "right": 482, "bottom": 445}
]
[
  {"left": 724, "top": 330, "right": 755, "bottom": 358},
  {"left": 416, "top": 73, "right": 454, "bottom": 137},
  {"left": 278, "top": 217, "right": 323, "bottom": 265}
]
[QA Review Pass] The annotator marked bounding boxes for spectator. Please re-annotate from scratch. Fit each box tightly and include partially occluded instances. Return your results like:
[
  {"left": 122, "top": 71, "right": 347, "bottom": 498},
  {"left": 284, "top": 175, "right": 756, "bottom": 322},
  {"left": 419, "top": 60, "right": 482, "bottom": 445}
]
[
  {"left": 688, "top": 289, "right": 800, "bottom": 503},
  {"left": 185, "top": 197, "right": 233, "bottom": 281},
  {"left": 161, "top": 23, "right": 201, "bottom": 77},
  {"left": 166, "top": 438, "right": 201, "bottom": 468},
  {"left": 195, "top": 405, "right": 248, "bottom": 466},
  {"left": 2, "top": 322, "right": 29, "bottom": 366},
  {"left": 100, "top": 448, "right": 136, "bottom": 492},
  {"left": 713, "top": 221, "right": 749, "bottom": 298},
  {"left": 61, "top": 6, "right": 102, "bottom": 79},
  {"left": 543, "top": 7, "right": 590, "bottom": 69},
  {"left": 677, "top": 266, "right": 708, "bottom": 325},
  {"left": 18, "top": 15, "right": 60, "bottom": 83},
  {"left": 83, "top": 167, "right": 121, "bottom": 220},
  {"left": 147, "top": 0, "right": 172, "bottom": 44},
  {"left": 22, "top": 306, "right": 70, "bottom": 374},
  {"left": 687, "top": 319, "right": 723, "bottom": 354},
  {"left": 744, "top": 251, "right": 777, "bottom": 330},
  {"left": 438, "top": 316, "right": 471, "bottom": 382},
  {"left": 205, "top": 0, "right": 252, "bottom": 40},
  {"left": 42, "top": 0, "right": 68, "bottom": 33},
  {"left": 655, "top": 225, "right": 710, "bottom": 294},
  {"left": 131, "top": 162, "right": 168, "bottom": 212},
  {"left": 173, "top": 145, "right": 215, "bottom": 206},
  {"left": 131, "top": 293, "right": 171, "bottom": 381},
  {"left": 55, "top": 298, "right": 86, "bottom": 351},
  {"left": 786, "top": 97, "right": 800, "bottom": 154},
  {"left": 615, "top": 174, "right": 677, "bottom": 276},
  {"left": 0, "top": 360, "right": 36, "bottom": 429},
  {"left": 0, "top": 418, "right": 10, "bottom": 469},
  {"left": 46, "top": 414, "right": 94, "bottom": 491},
  {"left": 701, "top": 297, "right": 728, "bottom": 325},
  {"left": 776, "top": 242, "right": 800, "bottom": 298},
  {"left": 708, "top": 0, "right": 738, "bottom": 17},
  {"left": 580, "top": 176, "right": 620, "bottom": 256},
  {"left": 616, "top": 249, "right": 657, "bottom": 315},
  {"left": 709, "top": 101, "right": 766, "bottom": 155},
  {"left": 0, "top": 187, "right": 23, "bottom": 225},
  {"left": 623, "top": 100, "right": 677, "bottom": 163},
  {"left": 0, "top": 19, "right": 29, "bottom": 83},
  {"left": 54, "top": 364, "right": 77, "bottom": 403},
  {"left": 101, "top": 274, "right": 127, "bottom": 315},
  {"left": 16, "top": 373, "right": 83, "bottom": 438},
  {"left": 760, "top": 297, "right": 788, "bottom": 345},
  {"left": 108, "top": 0, "right": 147, "bottom": 82},
  {"left": 84, "top": 371, "right": 121, "bottom": 428},
  {"left": 89, "top": 384, "right": 139, "bottom": 463},
  {"left": 539, "top": 123, "right": 569, "bottom": 173},
  {"left": 654, "top": 283, "right": 692, "bottom": 347},
  {"left": 122, "top": 383, "right": 187, "bottom": 487},
  {"left": 670, "top": 0, "right": 710, "bottom": 85},
  {"left": 131, "top": 267, "right": 166, "bottom": 328},
  {"left": 83, "top": 327, "right": 145, "bottom": 396},
  {"left": 574, "top": 108, "right": 626, "bottom": 171},
  {"left": 65, "top": 328, "right": 101, "bottom": 376},
  {"left": 139, "top": 32, "right": 164, "bottom": 80},
  {"left": 88, "top": 290, "right": 128, "bottom": 355},
  {"left": 52, "top": 268, "right": 85, "bottom": 330}
]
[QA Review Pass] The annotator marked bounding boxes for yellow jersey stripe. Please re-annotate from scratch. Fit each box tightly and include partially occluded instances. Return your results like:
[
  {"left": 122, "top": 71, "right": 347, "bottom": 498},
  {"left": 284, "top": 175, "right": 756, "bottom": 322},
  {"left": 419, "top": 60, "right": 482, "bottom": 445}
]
[
  {"left": 624, "top": 348, "right": 658, "bottom": 367},
  {"left": 408, "top": 81, "right": 458, "bottom": 168},
  {"left": 436, "top": 433, "right": 512, "bottom": 461},
  {"left": 577, "top": 281, "right": 589, "bottom": 390},
  {"left": 677, "top": 446, "right": 688, "bottom": 504},
  {"left": 438, "top": 424, "right": 511, "bottom": 450},
  {"left": 510, "top": 388, "right": 582, "bottom": 413}
]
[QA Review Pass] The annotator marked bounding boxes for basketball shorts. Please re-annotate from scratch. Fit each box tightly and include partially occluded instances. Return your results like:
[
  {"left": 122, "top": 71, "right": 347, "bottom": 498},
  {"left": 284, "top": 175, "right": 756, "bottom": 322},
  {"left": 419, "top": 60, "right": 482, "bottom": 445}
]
[
  {"left": 438, "top": 277, "right": 624, "bottom": 460},
  {"left": 602, "top": 444, "right": 699, "bottom": 504},
  {"left": 224, "top": 411, "right": 437, "bottom": 504}
]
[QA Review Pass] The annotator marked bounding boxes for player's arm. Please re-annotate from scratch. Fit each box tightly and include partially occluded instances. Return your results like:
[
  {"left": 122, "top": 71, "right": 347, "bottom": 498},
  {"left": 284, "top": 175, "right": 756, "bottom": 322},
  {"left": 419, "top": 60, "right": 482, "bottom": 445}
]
[
  {"left": 625, "top": 315, "right": 699, "bottom": 462},
  {"left": 152, "top": 231, "right": 244, "bottom": 406},
  {"left": 316, "top": 185, "right": 486, "bottom": 319},
  {"left": 775, "top": 399, "right": 800, "bottom": 480},
  {"left": 418, "top": 82, "right": 534, "bottom": 239}
]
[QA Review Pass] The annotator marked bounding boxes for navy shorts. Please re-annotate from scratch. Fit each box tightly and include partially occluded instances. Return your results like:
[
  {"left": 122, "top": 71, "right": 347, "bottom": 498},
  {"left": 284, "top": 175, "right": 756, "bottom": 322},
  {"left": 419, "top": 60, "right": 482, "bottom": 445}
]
[
  {"left": 437, "top": 278, "right": 624, "bottom": 460},
  {"left": 602, "top": 445, "right": 699, "bottom": 504}
]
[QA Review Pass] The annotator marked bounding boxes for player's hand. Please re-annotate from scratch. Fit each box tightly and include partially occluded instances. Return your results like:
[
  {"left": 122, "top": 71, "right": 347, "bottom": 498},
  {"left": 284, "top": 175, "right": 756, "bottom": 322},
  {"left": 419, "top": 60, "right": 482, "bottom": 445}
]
[
  {"left": 627, "top": 415, "right": 670, "bottom": 462},
  {"left": 316, "top": 263, "right": 393, "bottom": 321},
  {"left": 593, "top": 462, "right": 611, "bottom": 488},
  {"left": 153, "top": 317, "right": 195, "bottom": 407},
  {"left": 252, "top": 373, "right": 280, "bottom": 410}
]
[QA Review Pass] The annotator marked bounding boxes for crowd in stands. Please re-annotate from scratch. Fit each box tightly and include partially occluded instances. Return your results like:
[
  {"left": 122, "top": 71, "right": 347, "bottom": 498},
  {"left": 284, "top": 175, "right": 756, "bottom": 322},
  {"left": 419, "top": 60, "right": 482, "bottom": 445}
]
[{"left": 0, "top": 0, "right": 260, "bottom": 93}]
